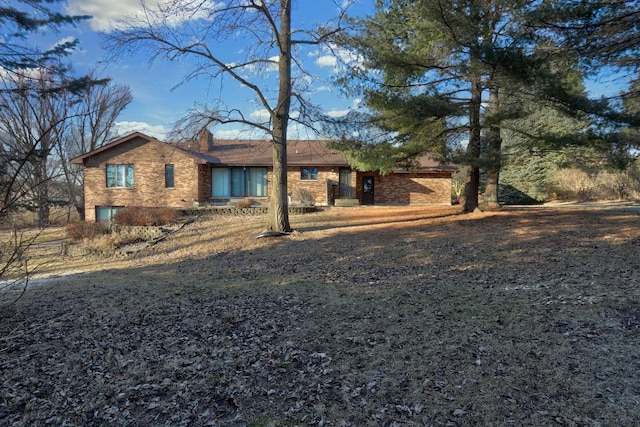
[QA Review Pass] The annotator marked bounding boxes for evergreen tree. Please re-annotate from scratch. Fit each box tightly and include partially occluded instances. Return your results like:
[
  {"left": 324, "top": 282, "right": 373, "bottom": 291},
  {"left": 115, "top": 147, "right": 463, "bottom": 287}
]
[
  {"left": 537, "top": 0, "right": 640, "bottom": 67},
  {"left": 333, "top": 0, "right": 573, "bottom": 211},
  {"left": 0, "top": 1, "right": 89, "bottom": 84}
]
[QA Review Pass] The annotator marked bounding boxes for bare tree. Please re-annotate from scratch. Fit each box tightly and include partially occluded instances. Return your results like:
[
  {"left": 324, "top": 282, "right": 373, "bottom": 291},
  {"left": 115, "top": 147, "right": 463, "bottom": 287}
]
[
  {"left": 0, "top": 70, "right": 74, "bottom": 227},
  {"left": 107, "top": 0, "right": 348, "bottom": 233},
  {"left": 0, "top": 70, "right": 71, "bottom": 307},
  {"left": 0, "top": 1, "right": 110, "bottom": 309},
  {"left": 57, "top": 73, "right": 133, "bottom": 220}
]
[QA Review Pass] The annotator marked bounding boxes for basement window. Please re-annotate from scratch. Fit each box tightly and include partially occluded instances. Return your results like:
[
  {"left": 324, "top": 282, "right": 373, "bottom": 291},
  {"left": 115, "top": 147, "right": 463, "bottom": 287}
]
[{"left": 96, "top": 206, "right": 123, "bottom": 221}]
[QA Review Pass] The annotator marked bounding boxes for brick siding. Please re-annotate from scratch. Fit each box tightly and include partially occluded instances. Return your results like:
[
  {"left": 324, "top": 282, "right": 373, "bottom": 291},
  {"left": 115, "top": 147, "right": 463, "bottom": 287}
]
[
  {"left": 356, "top": 172, "right": 452, "bottom": 205},
  {"left": 81, "top": 136, "right": 452, "bottom": 221},
  {"left": 287, "top": 166, "right": 350, "bottom": 205},
  {"left": 83, "top": 137, "right": 200, "bottom": 221}
]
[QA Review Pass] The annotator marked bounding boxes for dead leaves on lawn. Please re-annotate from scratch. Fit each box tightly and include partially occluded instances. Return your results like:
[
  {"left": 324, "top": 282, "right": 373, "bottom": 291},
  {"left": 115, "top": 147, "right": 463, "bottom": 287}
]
[{"left": 1, "top": 204, "right": 640, "bottom": 426}]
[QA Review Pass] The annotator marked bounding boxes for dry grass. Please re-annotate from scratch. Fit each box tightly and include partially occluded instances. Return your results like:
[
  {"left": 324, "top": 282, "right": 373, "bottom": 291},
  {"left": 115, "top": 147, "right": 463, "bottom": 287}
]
[{"left": 2, "top": 203, "right": 640, "bottom": 426}]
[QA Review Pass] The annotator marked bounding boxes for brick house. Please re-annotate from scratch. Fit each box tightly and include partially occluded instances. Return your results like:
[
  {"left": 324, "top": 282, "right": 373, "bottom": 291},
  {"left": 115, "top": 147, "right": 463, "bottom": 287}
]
[{"left": 71, "top": 131, "right": 457, "bottom": 222}]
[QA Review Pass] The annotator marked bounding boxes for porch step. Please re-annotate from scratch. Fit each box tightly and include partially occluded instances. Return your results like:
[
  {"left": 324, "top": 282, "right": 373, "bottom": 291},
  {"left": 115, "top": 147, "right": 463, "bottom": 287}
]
[{"left": 334, "top": 198, "right": 360, "bottom": 207}]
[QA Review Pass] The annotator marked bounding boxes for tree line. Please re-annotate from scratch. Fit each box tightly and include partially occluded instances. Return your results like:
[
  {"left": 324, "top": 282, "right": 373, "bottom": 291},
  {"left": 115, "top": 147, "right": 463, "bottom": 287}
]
[
  {"left": 327, "top": 0, "right": 640, "bottom": 211},
  {"left": 1, "top": 0, "right": 639, "bottom": 230},
  {"left": 0, "top": 2, "right": 132, "bottom": 228}
]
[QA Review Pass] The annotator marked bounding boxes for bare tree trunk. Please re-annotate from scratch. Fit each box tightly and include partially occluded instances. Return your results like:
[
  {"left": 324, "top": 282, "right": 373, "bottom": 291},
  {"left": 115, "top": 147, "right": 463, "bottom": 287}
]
[
  {"left": 36, "top": 152, "right": 49, "bottom": 228},
  {"left": 267, "top": 138, "right": 291, "bottom": 232},
  {"left": 482, "top": 83, "right": 502, "bottom": 209},
  {"left": 463, "top": 74, "right": 482, "bottom": 212},
  {"left": 266, "top": 0, "right": 292, "bottom": 233}
]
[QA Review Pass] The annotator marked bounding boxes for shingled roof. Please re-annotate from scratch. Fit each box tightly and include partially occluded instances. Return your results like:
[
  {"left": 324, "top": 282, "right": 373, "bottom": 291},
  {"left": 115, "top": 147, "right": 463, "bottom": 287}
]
[
  {"left": 184, "top": 139, "right": 350, "bottom": 167},
  {"left": 71, "top": 131, "right": 456, "bottom": 173}
]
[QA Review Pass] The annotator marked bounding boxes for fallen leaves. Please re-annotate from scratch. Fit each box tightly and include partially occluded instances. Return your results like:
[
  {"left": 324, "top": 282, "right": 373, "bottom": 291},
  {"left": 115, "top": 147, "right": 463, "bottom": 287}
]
[{"left": 2, "top": 205, "right": 640, "bottom": 425}]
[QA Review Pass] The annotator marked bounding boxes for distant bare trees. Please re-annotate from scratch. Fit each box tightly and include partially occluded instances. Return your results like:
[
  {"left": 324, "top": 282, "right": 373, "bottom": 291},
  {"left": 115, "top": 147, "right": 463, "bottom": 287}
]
[
  {"left": 0, "top": 69, "right": 131, "bottom": 225},
  {"left": 0, "top": 0, "right": 92, "bottom": 307},
  {"left": 58, "top": 74, "right": 133, "bottom": 219},
  {"left": 0, "top": 70, "right": 72, "bottom": 227}
]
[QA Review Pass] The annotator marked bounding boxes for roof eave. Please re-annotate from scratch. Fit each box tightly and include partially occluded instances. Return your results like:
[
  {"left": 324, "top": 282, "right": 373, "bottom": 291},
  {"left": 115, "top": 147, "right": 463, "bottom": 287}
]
[{"left": 69, "top": 132, "right": 156, "bottom": 164}]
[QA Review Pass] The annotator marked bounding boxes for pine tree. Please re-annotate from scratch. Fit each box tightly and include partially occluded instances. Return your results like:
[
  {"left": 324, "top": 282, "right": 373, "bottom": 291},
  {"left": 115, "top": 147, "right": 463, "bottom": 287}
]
[
  {"left": 334, "top": 0, "right": 563, "bottom": 211},
  {"left": 0, "top": 1, "right": 89, "bottom": 81}
]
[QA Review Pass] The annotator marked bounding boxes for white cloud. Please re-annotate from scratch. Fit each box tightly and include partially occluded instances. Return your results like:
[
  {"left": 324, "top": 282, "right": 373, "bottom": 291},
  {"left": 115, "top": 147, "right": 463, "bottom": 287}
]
[
  {"left": 266, "top": 56, "right": 279, "bottom": 72},
  {"left": 314, "top": 85, "right": 332, "bottom": 93},
  {"left": 66, "top": 0, "right": 219, "bottom": 32},
  {"left": 114, "top": 121, "right": 169, "bottom": 139},
  {"left": 334, "top": 45, "right": 365, "bottom": 71},
  {"left": 315, "top": 55, "right": 337, "bottom": 68},
  {"left": 0, "top": 67, "right": 63, "bottom": 85},
  {"left": 313, "top": 44, "right": 364, "bottom": 73},
  {"left": 326, "top": 109, "right": 350, "bottom": 118},
  {"left": 340, "top": 0, "right": 361, "bottom": 9},
  {"left": 249, "top": 108, "right": 271, "bottom": 121},
  {"left": 214, "top": 127, "right": 270, "bottom": 139},
  {"left": 213, "top": 129, "right": 244, "bottom": 139},
  {"left": 230, "top": 56, "right": 279, "bottom": 74},
  {"left": 325, "top": 98, "right": 361, "bottom": 118}
]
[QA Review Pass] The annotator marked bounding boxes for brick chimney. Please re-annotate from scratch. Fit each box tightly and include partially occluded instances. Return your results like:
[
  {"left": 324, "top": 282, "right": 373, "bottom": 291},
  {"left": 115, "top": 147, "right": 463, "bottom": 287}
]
[{"left": 198, "top": 129, "right": 214, "bottom": 152}]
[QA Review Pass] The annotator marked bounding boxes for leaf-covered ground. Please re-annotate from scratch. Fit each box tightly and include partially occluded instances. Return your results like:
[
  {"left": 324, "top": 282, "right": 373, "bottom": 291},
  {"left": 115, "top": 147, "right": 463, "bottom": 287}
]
[{"left": 2, "top": 203, "right": 640, "bottom": 426}]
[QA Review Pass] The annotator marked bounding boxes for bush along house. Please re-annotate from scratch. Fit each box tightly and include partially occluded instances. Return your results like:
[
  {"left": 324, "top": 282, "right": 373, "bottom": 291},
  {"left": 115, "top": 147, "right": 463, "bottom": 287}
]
[{"left": 71, "top": 130, "right": 457, "bottom": 222}]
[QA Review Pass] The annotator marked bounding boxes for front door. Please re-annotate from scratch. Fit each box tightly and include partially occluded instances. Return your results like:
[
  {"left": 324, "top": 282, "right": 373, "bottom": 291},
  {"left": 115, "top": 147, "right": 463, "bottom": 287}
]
[
  {"left": 362, "top": 176, "right": 374, "bottom": 205},
  {"left": 338, "top": 168, "right": 352, "bottom": 199}
]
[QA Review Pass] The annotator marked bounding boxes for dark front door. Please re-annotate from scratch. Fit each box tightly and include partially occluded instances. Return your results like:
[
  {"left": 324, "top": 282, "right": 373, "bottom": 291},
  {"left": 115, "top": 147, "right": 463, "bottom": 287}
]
[
  {"left": 338, "top": 168, "right": 352, "bottom": 198},
  {"left": 362, "top": 176, "right": 374, "bottom": 205}
]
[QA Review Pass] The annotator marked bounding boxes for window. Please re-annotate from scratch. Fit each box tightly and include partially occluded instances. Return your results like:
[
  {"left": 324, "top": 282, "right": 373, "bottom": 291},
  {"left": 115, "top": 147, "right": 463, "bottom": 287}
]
[
  {"left": 212, "top": 168, "right": 230, "bottom": 197},
  {"left": 165, "top": 164, "right": 174, "bottom": 188},
  {"left": 96, "top": 206, "right": 123, "bottom": 221},
  {"left": 231, "top": 167, "right": 246, "bottom": 197},
  {"left": 301, "top": 167, "right": 318, "bottom": 180},
  {"left": 106, "top": 164, "right": 134, "bottom": 188},
  {"left": 212, "top": 167, "right": 267, "bottom": 197}
]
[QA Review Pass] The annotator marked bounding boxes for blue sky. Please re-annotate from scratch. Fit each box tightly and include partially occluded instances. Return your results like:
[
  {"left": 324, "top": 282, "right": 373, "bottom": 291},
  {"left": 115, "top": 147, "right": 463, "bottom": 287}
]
[
  {"left": 48, "top": 0, "right": 374, "bottom": 140},
  {"left": 26, "top": 0, "right": 630, "bottom": 141}
]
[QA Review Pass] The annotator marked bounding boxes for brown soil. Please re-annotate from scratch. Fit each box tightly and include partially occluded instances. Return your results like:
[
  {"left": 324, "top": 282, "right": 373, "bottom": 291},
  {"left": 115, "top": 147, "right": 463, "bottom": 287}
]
[{"left": 2, "top": 203, "right": 640, "bottom": 426}]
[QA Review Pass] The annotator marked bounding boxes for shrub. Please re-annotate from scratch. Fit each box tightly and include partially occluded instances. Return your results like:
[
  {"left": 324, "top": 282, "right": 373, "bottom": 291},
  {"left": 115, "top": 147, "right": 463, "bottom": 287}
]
[
  {"left": 236, "top": 199, "right": 253, "bottom": 209},
  {"left": 292, "top": 187, "right": 315, "bottom": 206},
  {"left": 66, "top": 221, "right": 109, "bottom": 240},
  {"left": 549, "top": 168, "right": 595, "bottom": 201},
  {"left": 594, "top": 170, "right": 637, "bottom": 200},
  {"left": 548, "top": 167, "right": 640, "bottom": 201},
  {"left": 113, "top": 207, "right": 179, "bottom": 226}
]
